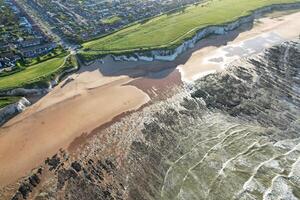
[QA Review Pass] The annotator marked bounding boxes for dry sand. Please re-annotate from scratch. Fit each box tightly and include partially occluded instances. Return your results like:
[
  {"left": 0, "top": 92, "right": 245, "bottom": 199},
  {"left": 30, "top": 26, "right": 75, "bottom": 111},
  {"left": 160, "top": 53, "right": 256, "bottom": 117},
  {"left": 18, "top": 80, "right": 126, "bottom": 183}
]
[{"left": 0, "top": 11, "right": 299, "bottom": 186}]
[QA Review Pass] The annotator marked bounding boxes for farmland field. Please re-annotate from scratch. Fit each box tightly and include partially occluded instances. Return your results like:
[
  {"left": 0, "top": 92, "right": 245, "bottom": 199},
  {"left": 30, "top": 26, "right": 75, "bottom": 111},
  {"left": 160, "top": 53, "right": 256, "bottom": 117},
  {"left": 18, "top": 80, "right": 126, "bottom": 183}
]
[{"left": 81, "top": 0, "right": 300, "bottom": 55}]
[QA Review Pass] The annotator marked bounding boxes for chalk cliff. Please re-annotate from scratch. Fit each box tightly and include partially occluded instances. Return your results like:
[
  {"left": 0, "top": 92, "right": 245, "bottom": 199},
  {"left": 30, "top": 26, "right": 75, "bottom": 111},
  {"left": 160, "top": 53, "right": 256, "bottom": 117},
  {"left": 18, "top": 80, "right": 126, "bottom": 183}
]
[
  {"left": 0, "top": 97, "right": 31, "bottom": 126},
  {"left": 111, "top": 3, "right": 300, "bottom": 62}
]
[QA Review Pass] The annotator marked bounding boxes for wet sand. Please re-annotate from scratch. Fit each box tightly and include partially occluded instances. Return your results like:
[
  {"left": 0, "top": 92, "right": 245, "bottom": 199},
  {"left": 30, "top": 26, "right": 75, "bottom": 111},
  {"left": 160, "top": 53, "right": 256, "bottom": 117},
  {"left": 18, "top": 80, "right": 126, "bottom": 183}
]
[
  {"left": 0, "top": 10, "right": 299, "bottom": 186},
  {"left": 127, "top": 69, "right": 183, "bottom": 99}
]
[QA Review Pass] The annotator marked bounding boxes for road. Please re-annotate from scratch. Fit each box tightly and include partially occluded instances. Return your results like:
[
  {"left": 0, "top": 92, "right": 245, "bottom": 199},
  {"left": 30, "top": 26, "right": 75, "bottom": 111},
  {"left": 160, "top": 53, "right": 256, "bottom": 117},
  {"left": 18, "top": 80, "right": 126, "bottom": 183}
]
[{"left": 14, "top": 0, "right": 78, "bottom": 51}]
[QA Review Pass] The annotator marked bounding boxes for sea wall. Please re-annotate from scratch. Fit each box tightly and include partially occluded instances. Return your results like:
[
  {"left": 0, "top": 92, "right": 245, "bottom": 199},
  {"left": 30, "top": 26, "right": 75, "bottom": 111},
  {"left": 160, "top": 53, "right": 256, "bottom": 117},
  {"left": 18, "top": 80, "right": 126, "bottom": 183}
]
[
  {"left": 112, "top": 2, "right": 300, "bottom": 62},
  {"left": 0, "top": 97, "right": 31, "bottom": 126}
]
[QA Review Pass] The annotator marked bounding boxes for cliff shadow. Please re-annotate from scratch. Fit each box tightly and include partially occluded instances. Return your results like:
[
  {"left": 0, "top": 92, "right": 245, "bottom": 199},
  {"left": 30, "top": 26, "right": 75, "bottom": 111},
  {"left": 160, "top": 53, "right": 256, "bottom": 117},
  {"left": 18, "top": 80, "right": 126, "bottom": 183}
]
[{"left": 83, "top": 22, "right": 254, "bottom": 79}]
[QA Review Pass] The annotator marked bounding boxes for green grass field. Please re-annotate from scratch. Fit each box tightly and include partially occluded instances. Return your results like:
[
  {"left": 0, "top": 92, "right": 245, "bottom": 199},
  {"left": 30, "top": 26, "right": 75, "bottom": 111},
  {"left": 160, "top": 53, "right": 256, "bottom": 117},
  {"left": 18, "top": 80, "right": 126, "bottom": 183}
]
[
  {"left": 82, "top": 0, "right": 300, "bottom": 55},
  {"left": 0, "top": 54, "right": 68, "bottom": 91}
]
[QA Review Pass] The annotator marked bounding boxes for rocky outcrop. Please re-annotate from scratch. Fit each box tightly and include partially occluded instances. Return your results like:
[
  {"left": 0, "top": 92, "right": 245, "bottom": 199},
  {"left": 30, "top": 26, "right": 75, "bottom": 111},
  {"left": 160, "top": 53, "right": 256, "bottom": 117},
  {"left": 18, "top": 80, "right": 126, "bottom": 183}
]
[
  {"left": 0, "top": 97, "right": 31, "bottom": 126},
  {"left": 11, "top": 172, "right": 42, "bottom": 200},
  {"left": 112, "top": 2, "right": 300, "bottom": 62},
  {"left": 124, "top": 41, "right": 300, "bottom": 199}
]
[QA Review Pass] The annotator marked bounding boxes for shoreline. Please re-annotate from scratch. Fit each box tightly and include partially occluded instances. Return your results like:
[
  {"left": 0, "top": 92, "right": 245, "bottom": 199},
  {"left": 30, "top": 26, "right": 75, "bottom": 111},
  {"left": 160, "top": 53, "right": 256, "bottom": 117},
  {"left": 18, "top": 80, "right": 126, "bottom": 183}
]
[
  {"left": 1, "top": 3, "right": 299, "bottom": 127},
  {"left": 0, "top": 10, "right": 299, "bottom": 187}
]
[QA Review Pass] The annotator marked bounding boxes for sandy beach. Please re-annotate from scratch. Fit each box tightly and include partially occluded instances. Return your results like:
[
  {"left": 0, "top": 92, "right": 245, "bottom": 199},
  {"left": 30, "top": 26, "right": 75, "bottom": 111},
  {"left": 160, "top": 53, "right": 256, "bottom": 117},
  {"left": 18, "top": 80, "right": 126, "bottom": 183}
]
[
  {"left": 0, "top": 10, "right": 299, "bottom": 187},
  {"left": 0, "top": 66, "right": 150, "bottom": 185}
]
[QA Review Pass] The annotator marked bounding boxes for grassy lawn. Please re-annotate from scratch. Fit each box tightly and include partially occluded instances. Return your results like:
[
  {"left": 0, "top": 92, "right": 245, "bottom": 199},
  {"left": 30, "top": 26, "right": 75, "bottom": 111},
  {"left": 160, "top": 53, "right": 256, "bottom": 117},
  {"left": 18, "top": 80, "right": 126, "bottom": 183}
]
[
  {"left": 102, "top": 16, "right": 121, "bottom": 25},
  {"left": 0, "top": 54, "right": 68, "bottom": 91},
  {"left": 0, "top": 47, "right": 67, "bottom": 78},
  {"left": 0, "top": 96, "right": 20, "bottom": 109},
  {"left": 82, "top": 0, "right": 300, "bottom": 54}
]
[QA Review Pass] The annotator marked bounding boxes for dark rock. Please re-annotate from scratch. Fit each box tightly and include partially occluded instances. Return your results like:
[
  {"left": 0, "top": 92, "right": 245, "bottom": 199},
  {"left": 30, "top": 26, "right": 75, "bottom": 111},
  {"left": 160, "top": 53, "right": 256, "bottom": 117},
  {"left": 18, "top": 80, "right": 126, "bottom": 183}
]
[
  {"left": 45, "top": 154, "right": 60, "bottom": 171},
  {"left": 29, "top": 174, "right": 40, "bottom": 187},
  {"left": 191, "top": 88, "right": 208, "bottom": 99},
  {"left": 88, "top": 159, "right": 94, "bottom": 165},
  {"left": 11, "top": 192, "right": 23, "bottom": 200},
  {"left": 71, "top": 161, "right": 82, "bottom": 172},
  {"left": 57, "top": 168, "right": 78, "bottom": 189},
  {"left": 18, "top": 183, "right": 32, "bottom": 199},
  {"left": 37, "top": 167, "right": 43, "bottom": 174},
  {"left": 103, "top": 190, "right": 111, "bottom": 198},
  {"left": 83, "top": 168, "right": 93, "bottom": 182},
  {"left": 130, "top": 141, "right": 148, "bottom": 154}
]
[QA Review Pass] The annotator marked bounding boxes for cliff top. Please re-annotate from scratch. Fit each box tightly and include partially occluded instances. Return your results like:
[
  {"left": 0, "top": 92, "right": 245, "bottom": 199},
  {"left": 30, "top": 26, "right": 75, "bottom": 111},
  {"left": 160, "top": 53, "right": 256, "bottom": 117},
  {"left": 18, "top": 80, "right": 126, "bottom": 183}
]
[{"left": 80, "top": 0, "right": 300, "bottom": 58}]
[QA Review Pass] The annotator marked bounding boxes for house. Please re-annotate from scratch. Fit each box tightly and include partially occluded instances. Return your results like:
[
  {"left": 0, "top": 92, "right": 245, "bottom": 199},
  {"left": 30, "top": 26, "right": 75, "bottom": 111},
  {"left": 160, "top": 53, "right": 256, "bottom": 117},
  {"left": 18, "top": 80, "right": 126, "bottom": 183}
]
[
  {"left": 0, "top": 44, "right": 11, "bottom": 52},
  {"left": 19, "top": 38, "right": 41, "bottom": 48},
  {"left": 20, "top": 43, "right": 57, "bottom": 58},
  {"left": 0, "top": 59, "right": 16, "bottom": 73},
  {"left": 19, "top": 17, "right": 32, "bottom": 28},
  {"left": 0, "top": 53, "right": 20, "bottom": 69}
]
